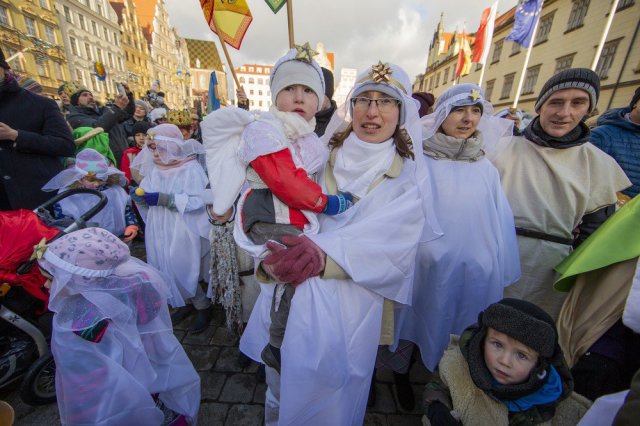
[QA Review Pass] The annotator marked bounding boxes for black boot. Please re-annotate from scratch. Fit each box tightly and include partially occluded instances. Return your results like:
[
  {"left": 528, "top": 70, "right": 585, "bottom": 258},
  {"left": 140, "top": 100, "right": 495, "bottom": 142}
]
[
  {"left": 260, "top": 344, "right": 281, "bottom": 374},
  {"left": 189, "top": 307, "right": 212, "bottom": 333},
  {"left": 394, "top": 371, "right": 415, "bottom": 411},
  {"left": 170, "top": 305, "right": 195, "bottom": 325},
  {"left": 367, "top": 370, "right": 377, "bottom": 407}
]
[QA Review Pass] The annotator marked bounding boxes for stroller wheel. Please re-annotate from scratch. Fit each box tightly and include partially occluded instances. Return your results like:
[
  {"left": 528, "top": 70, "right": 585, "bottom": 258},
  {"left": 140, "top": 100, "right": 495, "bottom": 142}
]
[{"left": 19, "top": 352, "right": 56, "bottom": 405}]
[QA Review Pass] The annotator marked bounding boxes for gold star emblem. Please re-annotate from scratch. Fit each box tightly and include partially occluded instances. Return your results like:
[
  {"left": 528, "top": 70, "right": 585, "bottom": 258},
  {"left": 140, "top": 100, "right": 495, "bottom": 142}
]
[
  {"left": 469, "top": 89, "right": 481, "bottom": 101},
  {"left": 294, "top": 42, "right": 318, "bottom": 64},
  {"left": 370, "top": 61, "right": 393, "bottom": 84},
  {"left": 30, "top": 238, "right": 48, "bottom": 261}
]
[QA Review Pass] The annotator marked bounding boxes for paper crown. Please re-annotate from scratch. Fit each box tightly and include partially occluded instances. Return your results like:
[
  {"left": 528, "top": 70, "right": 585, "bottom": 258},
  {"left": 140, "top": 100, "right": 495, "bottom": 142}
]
[
  {"left": 63, "top": 81, "right": 88, "bottom": 98},
  {"left": 167, "top": 109, "right": 191, "bottom": 127}
]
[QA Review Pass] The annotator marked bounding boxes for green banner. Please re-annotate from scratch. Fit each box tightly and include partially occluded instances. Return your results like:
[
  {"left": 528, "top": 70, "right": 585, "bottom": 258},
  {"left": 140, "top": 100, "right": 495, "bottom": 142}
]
[{"left": 264, "top": 0, "right": 286, "bottom": 14}]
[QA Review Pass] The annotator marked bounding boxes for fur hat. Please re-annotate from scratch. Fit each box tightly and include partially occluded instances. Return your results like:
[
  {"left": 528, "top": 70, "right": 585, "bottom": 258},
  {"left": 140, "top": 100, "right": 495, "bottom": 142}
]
[
  {"left": 270, "top": 44, "right": 325, "bottom": 111},
  {"left": 132, "top": 121, "right": 152, "bottom": 136},
  {"left": 149, "top": 107, "right": 167, "bottom": 123},
  {"left": 321, "top": 67, "right": 334, "bottom": 100},
  {"left": 534, "top": 68, "right": 600, "bottom": 113},
  {"left": 134, "top": 99, "right": 151, "bottom": 113},
  {"left": 412, "top": 92, "right": 435, "bottom": 118}
]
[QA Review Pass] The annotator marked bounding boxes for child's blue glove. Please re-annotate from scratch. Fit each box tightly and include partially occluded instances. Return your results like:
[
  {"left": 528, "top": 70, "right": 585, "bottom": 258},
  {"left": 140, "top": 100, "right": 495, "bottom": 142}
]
[
  {"left": 143, "top": 192, "right": 161, "bottom": 206},
  {"left": 129, "top": 186, "right": 145, "bottom": 204},
  {"left": 323, "top": 193, "right": 353, "bottom": 215},
  {"left": 143, "top": 192, "right": 174, "bottom": 208}
]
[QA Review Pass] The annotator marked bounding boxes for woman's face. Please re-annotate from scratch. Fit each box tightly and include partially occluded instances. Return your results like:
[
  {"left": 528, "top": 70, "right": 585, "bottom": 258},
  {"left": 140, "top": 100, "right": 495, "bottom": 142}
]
[
  {"left": 440, "top": 104, "right": 482, "bottom": 139},
  {"left": 351, "top": 90, "right": 400, "bottom": 144}
]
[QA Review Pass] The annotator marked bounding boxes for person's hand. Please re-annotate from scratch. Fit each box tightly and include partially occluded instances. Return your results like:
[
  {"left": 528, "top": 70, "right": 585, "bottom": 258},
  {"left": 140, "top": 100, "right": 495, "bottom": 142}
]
[
  {"left": 115, "top": 94, "right": 129, "bottom": 110},
  {"left": 121, "top": 82, "right": 132, "bottom": 95},
  {"left": 123, "top": 225, "right": 139, "bottom": 242},
  {"left": 236, "top": 87, "right": 248, "bottom": 106},
  {"left": 323, "top": 193, "right": 353, "bottom": 215},
  {"left": 142, "top": 192, "right": 160, "bottom": 206},
  {"left": 208, "top": 206, "right": 234, "bottom": 223},
  {"left": 263, "top": 235, "right": 325, "bottom": 286},
  {"left": 129, "top": 186, "right": 145, "bottom": 204},
  {"left": 0, "top": 122, "right": 18, "bottom": 141}
]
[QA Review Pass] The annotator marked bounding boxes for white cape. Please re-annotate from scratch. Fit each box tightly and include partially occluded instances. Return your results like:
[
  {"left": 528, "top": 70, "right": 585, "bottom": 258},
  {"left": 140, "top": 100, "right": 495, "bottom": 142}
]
[
  {"left": 395, "top": 155, "right": 521, "bottom": 370},
  {"left": 240, "top": 155, "right": 427, "bottom": 425}
]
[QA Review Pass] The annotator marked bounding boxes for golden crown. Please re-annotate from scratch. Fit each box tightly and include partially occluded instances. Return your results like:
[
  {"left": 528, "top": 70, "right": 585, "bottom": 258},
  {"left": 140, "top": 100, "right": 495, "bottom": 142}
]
[
  {"left": 167, "top": 109, "right": 191, "bottom": 126},
  {"left": 63, "top": 81, "right": 88, "bottom": 97}
]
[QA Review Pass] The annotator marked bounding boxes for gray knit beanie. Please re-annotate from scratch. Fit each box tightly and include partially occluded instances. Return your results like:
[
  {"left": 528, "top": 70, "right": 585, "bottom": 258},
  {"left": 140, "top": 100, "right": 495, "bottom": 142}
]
[{"left": 534, "top": 68, "right": 600, "bottom": 113}]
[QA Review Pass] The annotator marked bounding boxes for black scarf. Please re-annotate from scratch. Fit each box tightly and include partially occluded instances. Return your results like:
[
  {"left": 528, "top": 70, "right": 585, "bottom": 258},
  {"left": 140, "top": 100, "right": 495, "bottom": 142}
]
[{"left": 523, "top": 116, "right": 591, "bottom": 149}]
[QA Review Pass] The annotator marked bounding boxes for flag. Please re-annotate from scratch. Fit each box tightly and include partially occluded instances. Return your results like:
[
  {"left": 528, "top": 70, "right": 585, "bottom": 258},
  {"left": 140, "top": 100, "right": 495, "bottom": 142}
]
[
  {"left": 200, "top": 0, "right": 253, "bottom": 50},
  {"left": 455, "top": 33, "right": 472, "bottom": 79},
  {"left": 472, "top": 1, "right": 499, "bottom": 64},
  {"left": 208, "top": 71, "right": 221, "bottom": 113},
  {"left": 264, "top": 0, "right": 286, "bottom": 14},
  {"left": 506, "top": 0, "right": 543, "bottom": 48}
]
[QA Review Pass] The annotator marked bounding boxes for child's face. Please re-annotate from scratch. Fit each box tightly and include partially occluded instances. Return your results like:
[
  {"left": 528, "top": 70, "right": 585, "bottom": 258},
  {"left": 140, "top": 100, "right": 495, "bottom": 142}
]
[
  {"left": 134, "top": 133, "right": 147, "bottom": 149},
  {"left": 483, "top": 328, "right": 539, "bottom": 385},
  {"left": 148, "top": 141, "right": 181, "bottom": 166},
  {"left": 79, "top": 175, "right": 106, "bottom": 190},
  {"left": 275, "top": 84, "right": 319, "bottom": 121}
]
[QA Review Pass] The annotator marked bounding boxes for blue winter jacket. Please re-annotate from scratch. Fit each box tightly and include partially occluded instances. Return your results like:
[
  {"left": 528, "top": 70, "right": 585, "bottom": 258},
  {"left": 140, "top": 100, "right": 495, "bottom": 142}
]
[{"left": 591, "top": 107, "right": 640, "bottom": 197}]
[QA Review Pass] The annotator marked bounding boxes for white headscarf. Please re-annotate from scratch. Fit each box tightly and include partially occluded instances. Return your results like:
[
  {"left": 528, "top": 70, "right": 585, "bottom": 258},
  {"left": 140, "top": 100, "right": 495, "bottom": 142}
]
[{"left": 42, "top": 148, "right": 126, "bottom": 191}]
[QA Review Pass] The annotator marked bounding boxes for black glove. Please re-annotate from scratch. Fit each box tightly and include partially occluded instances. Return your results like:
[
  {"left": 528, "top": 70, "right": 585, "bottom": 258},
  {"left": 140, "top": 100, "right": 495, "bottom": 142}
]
[{"left": 427, "top": 401, "right": 462, "bottom": 426}]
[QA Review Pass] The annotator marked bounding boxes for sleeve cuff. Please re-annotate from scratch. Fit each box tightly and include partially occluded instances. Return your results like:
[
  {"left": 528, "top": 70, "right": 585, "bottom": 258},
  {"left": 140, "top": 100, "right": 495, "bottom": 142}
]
[{"left": 321, "top": 255, "right": 350, "bottom": 280}]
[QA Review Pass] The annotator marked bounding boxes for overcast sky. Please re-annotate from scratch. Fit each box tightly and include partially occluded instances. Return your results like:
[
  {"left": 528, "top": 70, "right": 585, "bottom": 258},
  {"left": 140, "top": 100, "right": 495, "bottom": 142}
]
[{"left": 165, "top": 0, "right": 518, "bottom": 81}]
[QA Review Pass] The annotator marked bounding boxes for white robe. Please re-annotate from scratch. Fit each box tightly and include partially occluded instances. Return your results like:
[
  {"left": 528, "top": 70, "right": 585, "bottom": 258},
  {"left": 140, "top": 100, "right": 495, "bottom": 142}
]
[
  {"left": 492, "top": 138, "right": 631, "bottom": 319},
  {"left": 139, "top": 160, "right": 211, "bottom": 307},
  {"left": 395, "top": 154, "right": 521, "bottom": 371},
  {"left": 58, "top": 186, "right": 129, "bottom": 237},
  {"left": 240, "top": 154, "right": 426, "bottom": 425}
]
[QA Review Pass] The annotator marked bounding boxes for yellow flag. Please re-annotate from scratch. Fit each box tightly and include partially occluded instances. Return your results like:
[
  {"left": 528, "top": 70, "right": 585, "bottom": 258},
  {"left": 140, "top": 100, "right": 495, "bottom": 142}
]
[{"left": 200, "top": 0, "right": 253, "bottom": 50}]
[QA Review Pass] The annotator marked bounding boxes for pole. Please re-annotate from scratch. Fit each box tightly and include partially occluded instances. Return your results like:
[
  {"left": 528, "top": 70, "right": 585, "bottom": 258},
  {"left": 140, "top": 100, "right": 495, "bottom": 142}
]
[
  {"left": 287, "top": 0, "right": 295, "bottom": 48},
  {"left": 591, "top": 0, "right": 620, "bottom": 70},
  {"left": 210, "top": 10, "right": 240, "bottom": 88},
  {"left": 512, "top": 0, "right": 545, "bottom": 108},
  {"left": 478, "top": 63, "right": 486, "bottom": 87}
]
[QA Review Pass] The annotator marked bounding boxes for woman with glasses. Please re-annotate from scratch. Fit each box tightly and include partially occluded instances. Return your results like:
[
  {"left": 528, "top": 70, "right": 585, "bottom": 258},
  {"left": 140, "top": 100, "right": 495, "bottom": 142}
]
[
  {"left": 395, "top": 83, "right": 520, "bottom": 381},
  {"left": 239, "top": 62, "right": 440, "bottom": 425}
]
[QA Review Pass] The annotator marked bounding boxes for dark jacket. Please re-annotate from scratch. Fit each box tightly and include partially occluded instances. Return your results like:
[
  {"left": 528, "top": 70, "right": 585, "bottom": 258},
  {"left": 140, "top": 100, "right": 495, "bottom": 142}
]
[
  {"left": 591, "top": 107, "right": 640, "bottom": 197},
  {"left": 67, "top": 95, "right": 134, "bottom": 168},
  {"left": 314, "top": 100, "right": 337, "bottom": 137},
  {"left": 0, "top": 76, "right": 75, "bottom": 210}
]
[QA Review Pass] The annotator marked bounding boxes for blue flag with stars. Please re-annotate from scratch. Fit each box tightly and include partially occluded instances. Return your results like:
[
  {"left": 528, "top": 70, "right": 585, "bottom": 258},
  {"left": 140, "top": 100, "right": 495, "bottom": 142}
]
[{"left": 506, "top": 0, "right": 543, "bottom": 48}]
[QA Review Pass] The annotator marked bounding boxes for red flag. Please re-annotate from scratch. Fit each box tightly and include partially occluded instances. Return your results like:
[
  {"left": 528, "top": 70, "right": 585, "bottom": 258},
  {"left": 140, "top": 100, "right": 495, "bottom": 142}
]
[{"left": 472, "top": 1, "right": 499, "bottom": 64}]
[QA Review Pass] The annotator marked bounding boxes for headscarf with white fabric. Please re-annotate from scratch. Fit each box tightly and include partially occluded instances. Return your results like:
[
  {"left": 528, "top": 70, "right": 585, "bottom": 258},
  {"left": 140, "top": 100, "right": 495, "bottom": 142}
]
[
  {"left": 38, "top": 227, "right": 200, "bottom": 425},
  {"left": 42, "top": 148, "right": 126, "bottom": 190}
]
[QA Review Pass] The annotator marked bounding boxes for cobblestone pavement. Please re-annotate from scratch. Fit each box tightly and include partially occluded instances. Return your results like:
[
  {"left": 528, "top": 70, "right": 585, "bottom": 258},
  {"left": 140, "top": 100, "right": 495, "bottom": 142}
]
[{"left": 2, "top": 244, "right": 430, "bottom": 425}]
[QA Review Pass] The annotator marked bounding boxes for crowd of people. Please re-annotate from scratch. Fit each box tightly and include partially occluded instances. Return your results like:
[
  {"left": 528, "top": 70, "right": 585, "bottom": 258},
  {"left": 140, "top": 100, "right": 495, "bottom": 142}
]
[{"left": 1, "top": 42, "right": 640, "bottom": 425}]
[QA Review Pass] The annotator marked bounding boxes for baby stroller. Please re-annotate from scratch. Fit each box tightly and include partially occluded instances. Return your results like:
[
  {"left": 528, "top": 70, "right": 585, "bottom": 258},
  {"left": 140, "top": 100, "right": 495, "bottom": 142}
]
[{"left": 0, "top": 188, "right": 106, "bottom": 405}]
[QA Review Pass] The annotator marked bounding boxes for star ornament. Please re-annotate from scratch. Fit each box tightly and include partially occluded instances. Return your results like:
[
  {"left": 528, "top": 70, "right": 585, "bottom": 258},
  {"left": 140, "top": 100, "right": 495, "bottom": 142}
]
[
  {"left": 370, "top": 61, "right": 393, "bottom": 84},
  {"left": 469, "top": 89, "right": 482, "bottom": 102},
  {"left": 30, "top": 238, "right": 48, "bottom": 261},
  {"left": 294, "top": 42, "right": 318, "bottom": 64}
]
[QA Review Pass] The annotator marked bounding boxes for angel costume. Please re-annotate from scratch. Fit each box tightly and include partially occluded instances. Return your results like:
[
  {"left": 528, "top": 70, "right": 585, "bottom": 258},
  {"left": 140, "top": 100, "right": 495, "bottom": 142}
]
[
  {"left": 131, "top": 124, "right": 210, "bottom": 308},
  {"left": 239, "top": 62, "right": 440, "bottom": 425},
  {"left": 394, "top": 84, "right": 521, "bottom": 371},
  {"left": 38, "top": 227, "right": 200, "bottom": 425}
]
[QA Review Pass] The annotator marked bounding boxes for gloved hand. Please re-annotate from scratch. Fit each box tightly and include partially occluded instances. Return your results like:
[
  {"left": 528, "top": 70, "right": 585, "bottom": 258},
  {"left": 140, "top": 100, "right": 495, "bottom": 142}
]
[
  {"left": 123, "top": 225, "right": 139, "bottom": 242},
  {"left": 143, "top": 192, "right": 160, "bottom": 206},
  {"left": 129, "top": 186, "right": 145, "bottom": 204},
  {"left": 426, "top": 401, "right": 462, "bottom": 426},
  {"left": 323, "top": 192, "right": 353, "bottom": 215},
  {"left": 263, "top": 235, "right": 325, "bottom": 286}
]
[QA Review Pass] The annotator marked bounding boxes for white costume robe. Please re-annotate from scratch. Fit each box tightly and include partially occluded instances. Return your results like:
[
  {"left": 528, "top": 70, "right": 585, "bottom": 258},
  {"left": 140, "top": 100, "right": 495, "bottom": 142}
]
[
  {"left": 492, "top": 138, "right": 631, "bottom": 319},
  {"left": 58, "top": 186, "right": 129, "bottom": 237},
  {"left": 395, "top": 153, "right": 521, "bottom": 371},
  {"left": 240, "top": 152, "right": 427, "bottom": 425},
  {"left": 139, "top": 160, "right": 211, "bottom": 307}
]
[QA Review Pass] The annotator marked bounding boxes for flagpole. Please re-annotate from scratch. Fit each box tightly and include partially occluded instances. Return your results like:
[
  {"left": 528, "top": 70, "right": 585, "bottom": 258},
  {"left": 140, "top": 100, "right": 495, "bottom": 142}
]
[
  {"left": 591, "top": 0, "right": 619, "bottom": 70},
  {"left": 210, "top": 11, "right": 241, "bottom": 88},
  {"left": 512, "top": 0, "right": 545, "bottom": 108},
  {"left": 287, "top": 0, "right": 295, "bottom": 48},
  {"left": 478, "top": 63, "right": 486, "bottom": 86}
]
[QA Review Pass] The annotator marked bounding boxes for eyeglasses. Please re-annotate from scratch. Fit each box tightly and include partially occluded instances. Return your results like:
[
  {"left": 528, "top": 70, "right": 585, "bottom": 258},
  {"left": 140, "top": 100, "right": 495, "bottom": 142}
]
[{"left": 351, "top": 97, "right": 400, "bottom": 113}]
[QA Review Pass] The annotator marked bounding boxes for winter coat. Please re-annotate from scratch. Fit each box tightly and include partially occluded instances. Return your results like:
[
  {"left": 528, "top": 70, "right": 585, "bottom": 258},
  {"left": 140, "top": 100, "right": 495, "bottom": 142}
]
[
  {"left": 314, "top": 99, "right": 337, "bottom": 137},
  {"left": 0, "top": 76, "right": 75, "bottom": 210},
  {"left": 591, "top": 108, "right": 640, "bottom": 197}
]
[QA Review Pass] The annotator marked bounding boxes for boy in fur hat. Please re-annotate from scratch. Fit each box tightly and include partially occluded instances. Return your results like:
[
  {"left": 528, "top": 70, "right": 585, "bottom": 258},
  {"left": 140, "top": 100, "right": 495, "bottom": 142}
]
[{"left": 423, "top": 298, "right": 590, "bottom": 426}]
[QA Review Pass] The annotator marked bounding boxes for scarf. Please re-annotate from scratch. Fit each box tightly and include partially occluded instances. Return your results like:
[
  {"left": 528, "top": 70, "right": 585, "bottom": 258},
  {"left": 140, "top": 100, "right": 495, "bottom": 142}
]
[
  {"left": 269, "top": 106, "right": 316, "bottom": 139},
  {"left": 523, "top": 116, "right": 591, "bottom": 149},
  {"left": 423, "top": 131, "right": 485, "bottom": 162},
  {"left": 501, "top": 365, "right": 564, "bottom": 412},
  {"left": 333, "top": 133, "right": 396, "bottom": 198}
]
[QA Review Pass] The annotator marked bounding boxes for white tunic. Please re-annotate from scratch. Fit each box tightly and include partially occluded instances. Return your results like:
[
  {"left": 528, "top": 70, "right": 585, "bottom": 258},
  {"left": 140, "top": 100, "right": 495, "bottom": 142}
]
[
  {"left": 139, "top": 160, "right": 211, "bottom": 307},
  {"left": 395, "top": 153, "right": 521, "bottom": 371},
  {"left": 492, "top": 138, "right": 631, "bottom": 319}
]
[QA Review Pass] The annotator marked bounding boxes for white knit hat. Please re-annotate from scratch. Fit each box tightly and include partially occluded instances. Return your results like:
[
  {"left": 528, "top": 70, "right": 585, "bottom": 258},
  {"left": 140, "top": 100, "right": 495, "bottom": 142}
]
[{"left": 270, "top": 46, "right": 325, "bottom": 111}]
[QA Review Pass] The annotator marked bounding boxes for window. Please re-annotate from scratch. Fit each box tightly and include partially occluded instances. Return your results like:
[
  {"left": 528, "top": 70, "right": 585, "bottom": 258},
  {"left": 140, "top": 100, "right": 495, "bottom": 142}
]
[
  {"left": 70, "top": 37, "right": 79, "bottom": 55},
  {"left": 39, "top": 0, "right": 49, "bottom": 9},
  {"left": 36, "top": 59, "right": 49, "bottom": 77},
  {"left": 443, "top": 67, "right": 449, "bottom": 84},
  {"left": 6, "top": 48, "right": 22, "bottom": 71},
  {"left": 259, "top": 100, "right": 263, "bottom": 107},
  {"left": 64, "top": 6, "right": 72, "bottom": 23},
  {"left": 54, "top": 62, "right": 64, "bottom": 80},
  {"left": 97, "top": 2, "right": 104, "bottom": 17},
  {"left": 250, "top": 100, "right": 255, "bottom": 106},
  {"left": 435, "top": 72, "right": 441, "bottom": 88},
  {"left": 85, "top": 43, "right": 92, "bottom": 60},
  {"left": 522, "top": 65, "right": 542, "bottom": 95},
  {"left": 511, "top": 41, "right": 521, "bottom": 56},
  {"left": 78, "top": 15, "right": 86, "bottom": 31},
  {"left": 239, "top": 76, "right": 246, "bottom": 83},
  {"left": 0, "top": 6, "right": 10, "bottom": 26},
  {"left": 250, "top": 89, "right": 254, "bottom": 95},
  {"left": 24, "top": 16, "right": 37, "bottom": 36},
  {"left": 44, "top": 25, "right": 56, "bottom": 43},
  {"left": 257, "top": 67, "right": 262, "bottom": 73},
  {"left": 96, "top": 48, "right": 103, "bottom": 62},
  {"left": 76, "top": 70, "right": 84, "bottom": 87},
  {"left": 534, "top": 12, "right": 555, "bottom": 45},
  {"left": 500, "top": 73, "right": 516, "bottom": 99},
  {"left": 248, "top": 77, "right": 255, "bottom": 84},
  {"left": 108, "top": 53, "right": 114, "bottom": 68},
  {"left": 555, "top": 54, "right": 575, "bottom": 74},
  {"left": 258, "top": 90, "right": 263, "bottom": 96},
  {"left": 617, "top": 0, "right": 635, "bottom": 10},
  {"left": 595, "top": 39, "right": 621, "bottom": 79},
  {"left": 249, "top": 66, "right": 254, "bottom": 72},
  {"left": 103, "top": 28, "right": 110, "bottom": 42},
  {"left": 258, "top": 78, "right": 263, "bottom": 84},
  {"left": 567, "top": 0, "right": 589, "bottom": 31},
  {"left": 485, "top": 79, "right": 495, "bottom": 102},
  {"left": 491, "top": 39, "right": 503, "bottom": 64},
  {"left": 92, "top": 21, "right": 98, "bottom": 36}
]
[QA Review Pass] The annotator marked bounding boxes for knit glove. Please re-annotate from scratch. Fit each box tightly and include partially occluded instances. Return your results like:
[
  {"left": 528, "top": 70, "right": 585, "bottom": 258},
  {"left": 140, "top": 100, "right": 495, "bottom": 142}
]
[
  {"left": 143, "top": 192, "right": 173, "bottom": 208},
  {"left": 323, "top": 193, "right": 353, "bottom": 215},
  {"left": 426, "top": 402, "right": 462, "bottom": 426},
  {"left": 264, "top": 235, "right": 325, "bottom": 286},
  {"left": 123, "top": 225, "right": 139, "bottom": 242}
]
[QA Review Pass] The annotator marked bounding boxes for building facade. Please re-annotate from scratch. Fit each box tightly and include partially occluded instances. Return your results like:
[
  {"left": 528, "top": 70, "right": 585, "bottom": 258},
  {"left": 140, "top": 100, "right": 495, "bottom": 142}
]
[
  {"left": 109, "top": 0, "right": 152, "bottom": 99},
  {"left": 416, "top": 0, "right": 640, "bottom": 113},
  {"left": 235, "top": 64, "right": 273, "bottom": 112},
  {"left": 334, "top": 67, "right": 357, "bottom": 107},
  {"left": 0, "top": 0, "right": 69, "bottom": 97},
  {"left": 185, "top": 38, "right": 227, "bottom": 114}
]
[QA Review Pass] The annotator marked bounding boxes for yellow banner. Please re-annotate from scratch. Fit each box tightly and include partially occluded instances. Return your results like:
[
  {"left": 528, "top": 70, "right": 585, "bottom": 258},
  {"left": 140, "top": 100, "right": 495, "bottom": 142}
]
[{"left": 200, "top": 0, "right": 253, "bottom": 50}]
